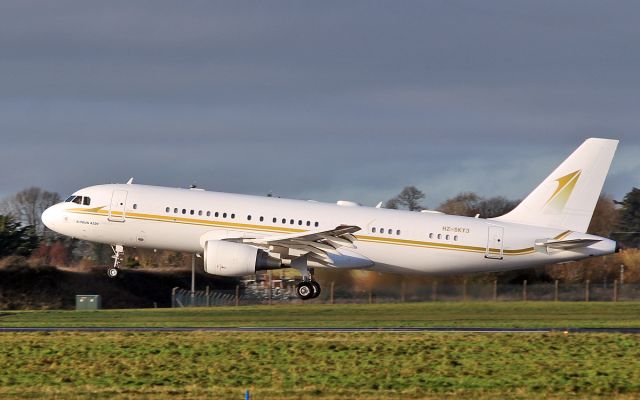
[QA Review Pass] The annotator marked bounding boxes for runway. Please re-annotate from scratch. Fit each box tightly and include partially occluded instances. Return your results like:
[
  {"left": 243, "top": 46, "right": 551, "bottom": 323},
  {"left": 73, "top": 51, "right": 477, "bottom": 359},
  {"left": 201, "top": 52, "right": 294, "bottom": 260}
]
[{"left": 1, "top": 327, "right": 640, "bottom": 333}]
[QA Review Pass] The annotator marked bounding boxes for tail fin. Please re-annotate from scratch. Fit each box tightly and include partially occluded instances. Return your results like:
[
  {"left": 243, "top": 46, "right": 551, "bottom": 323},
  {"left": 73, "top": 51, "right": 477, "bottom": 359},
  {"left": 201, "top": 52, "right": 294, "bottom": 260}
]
[{"left": 493, "top": 138, "right": 618, "bottom": 233}]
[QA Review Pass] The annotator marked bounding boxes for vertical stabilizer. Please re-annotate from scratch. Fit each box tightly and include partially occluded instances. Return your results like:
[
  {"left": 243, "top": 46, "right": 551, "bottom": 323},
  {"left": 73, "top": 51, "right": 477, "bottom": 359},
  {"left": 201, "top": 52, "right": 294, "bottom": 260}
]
[{"left": 493, "top": 138, "right": 618, "bottom": 233}]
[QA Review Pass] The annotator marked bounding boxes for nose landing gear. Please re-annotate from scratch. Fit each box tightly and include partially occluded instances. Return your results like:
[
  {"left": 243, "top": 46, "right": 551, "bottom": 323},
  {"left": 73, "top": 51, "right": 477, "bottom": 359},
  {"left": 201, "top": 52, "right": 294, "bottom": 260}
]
[{"left": 107, "top": 245, "right": 124, "bottom": 278}]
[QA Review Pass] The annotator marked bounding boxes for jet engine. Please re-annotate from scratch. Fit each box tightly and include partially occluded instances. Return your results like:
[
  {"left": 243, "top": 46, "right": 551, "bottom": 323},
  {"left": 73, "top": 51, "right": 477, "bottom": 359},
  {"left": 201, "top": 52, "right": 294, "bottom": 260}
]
[{"left": 203, "top": 240, "right": 281, "bottom": 277}]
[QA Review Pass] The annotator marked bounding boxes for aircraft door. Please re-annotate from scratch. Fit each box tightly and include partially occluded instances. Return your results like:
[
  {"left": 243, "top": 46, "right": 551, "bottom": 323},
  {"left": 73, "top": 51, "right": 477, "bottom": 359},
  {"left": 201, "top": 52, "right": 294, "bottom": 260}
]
[
  {"left": 485, "top": 225, "right": 504, "bottom": 259},
  {"left": 109, "top": 190, "right": 128, "bottom": 222}
]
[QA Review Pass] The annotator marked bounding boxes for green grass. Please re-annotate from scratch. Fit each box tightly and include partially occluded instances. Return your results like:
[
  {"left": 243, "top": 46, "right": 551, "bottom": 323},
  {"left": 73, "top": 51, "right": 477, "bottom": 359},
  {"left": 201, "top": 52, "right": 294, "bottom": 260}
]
[
  {"left": 1, "top": 302, "right": 640, "bottom": 328},
  {"left": 0, "top": 331, "right": 639, "bottom": 399}
]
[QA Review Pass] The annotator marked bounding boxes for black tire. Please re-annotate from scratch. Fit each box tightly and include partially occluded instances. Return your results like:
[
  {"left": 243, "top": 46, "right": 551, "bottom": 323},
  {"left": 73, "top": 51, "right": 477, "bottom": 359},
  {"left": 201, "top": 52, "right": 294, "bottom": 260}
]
[
  {"left": 310, "top": 281, "right": 321, "bottom": 298},
  {"left": 296, "top": 282, "right": 314, "bottom": 300}
]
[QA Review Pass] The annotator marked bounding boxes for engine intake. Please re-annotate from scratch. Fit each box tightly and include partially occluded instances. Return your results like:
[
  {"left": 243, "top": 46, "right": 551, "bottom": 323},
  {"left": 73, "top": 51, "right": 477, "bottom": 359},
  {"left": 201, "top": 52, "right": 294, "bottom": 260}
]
[{"left": 203, "top": 240, "right": 281, "bottom": 277}]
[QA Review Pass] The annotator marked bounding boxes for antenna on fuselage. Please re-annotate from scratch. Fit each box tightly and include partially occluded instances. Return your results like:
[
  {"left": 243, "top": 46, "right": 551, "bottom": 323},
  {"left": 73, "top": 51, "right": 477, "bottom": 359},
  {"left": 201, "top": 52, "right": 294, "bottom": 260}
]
[{"left": 126, "top": 177, "right": 134, "bottom": 184}]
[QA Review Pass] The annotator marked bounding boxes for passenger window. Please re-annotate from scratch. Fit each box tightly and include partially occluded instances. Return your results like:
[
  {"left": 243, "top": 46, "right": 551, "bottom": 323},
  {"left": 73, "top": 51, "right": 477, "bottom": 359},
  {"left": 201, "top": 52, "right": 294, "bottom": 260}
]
[
  {"left": 215, "top": 212, "right": 219, "bottom": 217},
  {"left": 260, "top": 216, "right": 264, "bottom": 222},
  {"left": 290, "top": 219, "right": 294, "bottom": 224},
  {"left": 198, "top": 210, "right": 202, "bottom": 216},
  {"left": 298, "top": 220, "right": 302, "bottom": 225},
  {"left": 182, "top": 209, "right": 186, "bottom": 214},
  {"left": 190, "top": 210, "right": 194, "bottom": 215},
  {"left": 454, "top": 235, "right": 458, "bottom": 241},
  {"left": 231, "top": 214, "right": 235, "bottom": 219},
  {"left": 437, "top": 234, "right": 442, "bottom": 239},
  {"left": 72, "top": 196, "right": 83, "bottom": 205},
  {"left": 207, "top": 211, "right": 211, "bottom": 217},
  {"left": 429, "top": 233, "right": 433, "bottom": 239},
  {"left": 223, "top": 213, "right": 227, "bottom": 218},
  {"left": 306, "top": 221, "right": 310, "bottom": 226},
  {"left": 83, "top": 197, "right": 91, "bottom": 206},
  {"left": 372, "top": 227, "right": 376, "bottom": 233},
  {"left": 282, "top": 218, "right": 286, "bottom": 224},
  {"left": 315, "top": 222, "right": 319, "bottom": 227},
  {"left": 446, "top": 234, "right": 450, "bottom": 240},
  {"left": 174, "top": 208, "right": 178, "bottom": 213},
  {"left": 273, "top": 217, "right": 277, "bottom": 223},
  {"left": 247, "top": 215, "right": 252, "bottom": 221},
  {"left": 133, "top": 204, "right": 138, "bottom": 210},
  {"left": 388, "top": 229, "right": 392, "bottom": 234},
  {"left": 165, "top": 207, "right": 170, "bottom": 213},
  {"left": 397, "top": 230, "right": 401, "bottom": 235}
]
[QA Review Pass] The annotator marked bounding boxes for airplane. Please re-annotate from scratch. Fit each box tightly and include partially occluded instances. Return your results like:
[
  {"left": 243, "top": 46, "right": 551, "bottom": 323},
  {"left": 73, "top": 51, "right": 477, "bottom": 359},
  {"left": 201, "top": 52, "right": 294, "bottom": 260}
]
[{"left": 42, "top": 138, "right": 619, "bottom": 300}]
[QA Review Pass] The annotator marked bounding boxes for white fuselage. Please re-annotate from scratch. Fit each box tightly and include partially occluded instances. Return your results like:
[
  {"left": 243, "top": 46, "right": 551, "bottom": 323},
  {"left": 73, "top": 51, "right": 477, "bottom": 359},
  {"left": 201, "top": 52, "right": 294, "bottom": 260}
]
[{"left": 42, "top": 183, "right": 616, "bottom": 276}]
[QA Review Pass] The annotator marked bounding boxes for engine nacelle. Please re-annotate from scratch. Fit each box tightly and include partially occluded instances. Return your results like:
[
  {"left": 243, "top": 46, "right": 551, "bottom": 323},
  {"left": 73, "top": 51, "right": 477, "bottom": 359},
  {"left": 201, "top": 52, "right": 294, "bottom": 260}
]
[{"left": 203, "top": 240, "right": 281, "bottom": 277}]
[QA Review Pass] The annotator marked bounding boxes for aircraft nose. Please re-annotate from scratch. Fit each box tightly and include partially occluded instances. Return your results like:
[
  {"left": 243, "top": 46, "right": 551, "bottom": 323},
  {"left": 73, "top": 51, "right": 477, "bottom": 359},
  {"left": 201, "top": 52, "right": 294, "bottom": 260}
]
[{"left": 41, "top": 206, "right": 56, "bottom": 230}]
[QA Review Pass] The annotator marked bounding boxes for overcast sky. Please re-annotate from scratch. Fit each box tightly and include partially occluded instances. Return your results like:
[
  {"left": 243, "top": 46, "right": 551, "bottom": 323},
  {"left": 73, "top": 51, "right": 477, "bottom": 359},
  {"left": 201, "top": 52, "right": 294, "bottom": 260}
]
[{"left": 1, "top": 1, "right": 638, "bottom": 208}]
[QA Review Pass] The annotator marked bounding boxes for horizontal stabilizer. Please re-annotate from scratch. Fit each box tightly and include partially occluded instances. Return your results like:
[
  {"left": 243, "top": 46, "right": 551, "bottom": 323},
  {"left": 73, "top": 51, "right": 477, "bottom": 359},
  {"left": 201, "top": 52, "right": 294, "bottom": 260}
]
[{"left": 534, "top": 238, "right": 601, "bottom": 254}]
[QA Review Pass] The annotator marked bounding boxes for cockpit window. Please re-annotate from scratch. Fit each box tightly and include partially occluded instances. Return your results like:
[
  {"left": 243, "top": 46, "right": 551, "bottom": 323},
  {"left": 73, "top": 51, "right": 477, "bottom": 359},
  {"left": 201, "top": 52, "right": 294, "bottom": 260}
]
[{"left": 65, "top": 195, "right": 91, "bottom": 205}]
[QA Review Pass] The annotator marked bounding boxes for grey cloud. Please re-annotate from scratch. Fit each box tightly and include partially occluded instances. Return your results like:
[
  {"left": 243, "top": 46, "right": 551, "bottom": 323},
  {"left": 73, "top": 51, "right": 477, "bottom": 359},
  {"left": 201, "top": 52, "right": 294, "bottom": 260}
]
[{"left": 0, "top": 1, "right": 638, "bottom": 207}]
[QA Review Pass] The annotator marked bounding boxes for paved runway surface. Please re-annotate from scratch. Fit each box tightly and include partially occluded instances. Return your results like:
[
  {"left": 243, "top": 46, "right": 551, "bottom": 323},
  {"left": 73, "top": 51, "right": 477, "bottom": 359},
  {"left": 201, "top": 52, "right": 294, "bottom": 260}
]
[{"left": 1, "top": 327, "right": 640, "bottom": 333}]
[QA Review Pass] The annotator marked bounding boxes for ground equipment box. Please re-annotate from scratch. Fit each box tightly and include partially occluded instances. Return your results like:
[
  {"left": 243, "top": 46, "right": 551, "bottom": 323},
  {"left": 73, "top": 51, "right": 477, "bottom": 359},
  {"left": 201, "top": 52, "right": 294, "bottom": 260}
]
[{"left": 75, "top": 295, "right": 101, "bottom": 310}]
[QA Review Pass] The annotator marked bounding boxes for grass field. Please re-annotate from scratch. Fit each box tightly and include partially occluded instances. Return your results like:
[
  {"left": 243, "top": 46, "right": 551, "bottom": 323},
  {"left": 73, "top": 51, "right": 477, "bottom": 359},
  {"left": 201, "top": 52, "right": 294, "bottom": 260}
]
[
  {"left": 1, "top": 301, "right": 640, "bottom": 328},
  {"left": 0, "top": 331, "right": 639, "bottom": 399},
  {"left": 1, "top": 302, "right": 640, "bottom": 399}
]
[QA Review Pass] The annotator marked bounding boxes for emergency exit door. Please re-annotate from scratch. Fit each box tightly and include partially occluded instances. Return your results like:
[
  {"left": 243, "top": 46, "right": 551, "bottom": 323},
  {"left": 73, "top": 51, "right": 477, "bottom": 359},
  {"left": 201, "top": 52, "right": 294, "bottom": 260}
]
[{"left": 485, "top": 225, "right": 504, "bottom": 259}]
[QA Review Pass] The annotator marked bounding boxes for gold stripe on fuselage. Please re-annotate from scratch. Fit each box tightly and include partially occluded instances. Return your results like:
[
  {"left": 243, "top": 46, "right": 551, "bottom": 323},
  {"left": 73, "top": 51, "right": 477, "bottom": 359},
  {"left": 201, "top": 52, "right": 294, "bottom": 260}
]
[{"left": 67, "top": 207, "right": 571, "bottom": 257}]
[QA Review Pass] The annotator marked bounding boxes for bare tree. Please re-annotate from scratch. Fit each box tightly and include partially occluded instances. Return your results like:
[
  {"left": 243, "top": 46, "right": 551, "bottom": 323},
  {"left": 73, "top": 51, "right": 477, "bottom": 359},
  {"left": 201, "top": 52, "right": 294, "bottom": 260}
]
[
  {"left": 476, "top": 196, "right": 519, "bottom": 218},
  {"left": 437, "top": 192, "right": 518, "bottom": 218},
  {"left": 386, "top": 186, "right": 426, "bottom": 211},
  {"left": 384, "top": 198, "right": 399, "bottom": 209},
  {"left": 586, "top": 194, "right": 619, "bottom": 237},
  {"left": 1, "top": 187, "right": 61, "bottom": 235},
  {"left": 437, "top": 192, "right": 481, "bottom": 216}
]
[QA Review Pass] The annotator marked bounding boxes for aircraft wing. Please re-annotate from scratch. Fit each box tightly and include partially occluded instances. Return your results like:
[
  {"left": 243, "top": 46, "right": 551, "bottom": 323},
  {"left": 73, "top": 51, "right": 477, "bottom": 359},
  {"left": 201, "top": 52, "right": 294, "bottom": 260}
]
[{"left": 228, "top": 224, "right": 361, "bottom": 264}]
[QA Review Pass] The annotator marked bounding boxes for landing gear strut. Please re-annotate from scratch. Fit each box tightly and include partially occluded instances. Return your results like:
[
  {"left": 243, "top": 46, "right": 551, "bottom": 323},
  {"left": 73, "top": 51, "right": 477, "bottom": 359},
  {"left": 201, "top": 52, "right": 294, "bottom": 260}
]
[
  {"left": 291, "top": 256, "right": 321, "bottom": 300},
  {"left": 107, "top": 245, "right": 124, "bottom": 278},
  {"left": 295, "top": 269, "right": 321, "bottom": 300}
]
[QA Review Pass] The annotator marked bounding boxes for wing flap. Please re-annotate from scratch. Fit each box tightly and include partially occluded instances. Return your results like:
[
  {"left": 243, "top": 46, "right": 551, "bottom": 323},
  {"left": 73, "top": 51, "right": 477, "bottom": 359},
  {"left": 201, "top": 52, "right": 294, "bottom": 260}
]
[{"left": 224, "top": 225, "right": 362, "bottom": 266}]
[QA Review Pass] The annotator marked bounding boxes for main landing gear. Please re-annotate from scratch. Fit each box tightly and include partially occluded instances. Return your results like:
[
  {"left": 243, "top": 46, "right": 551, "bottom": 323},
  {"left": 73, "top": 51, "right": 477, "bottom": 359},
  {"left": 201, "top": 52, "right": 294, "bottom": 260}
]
[
  {"left": 291, "top": 256, "right": 321, "bottom": 300},
  {"left": 107, "top": 245, "right": 124, "bottom": 278},
  {"left": 296, "top": 280, "right": 321, "bottom": 300},
  {"left": 294, "top": 265, "right": 321, "bottom": 300}
]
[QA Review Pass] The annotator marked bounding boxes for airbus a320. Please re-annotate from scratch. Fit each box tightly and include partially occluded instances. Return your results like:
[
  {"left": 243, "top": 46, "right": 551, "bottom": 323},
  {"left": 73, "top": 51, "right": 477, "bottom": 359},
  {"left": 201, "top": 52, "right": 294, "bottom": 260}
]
[{"left": 42, "top": 138, "right": 619, "bottom": 300}]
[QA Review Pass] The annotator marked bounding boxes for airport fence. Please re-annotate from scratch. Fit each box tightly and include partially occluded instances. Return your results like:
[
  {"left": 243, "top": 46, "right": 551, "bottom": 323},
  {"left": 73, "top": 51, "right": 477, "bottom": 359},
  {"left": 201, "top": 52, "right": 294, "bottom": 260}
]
[{"left": 172, "top": 280, "right": 640, "bottom": 307}]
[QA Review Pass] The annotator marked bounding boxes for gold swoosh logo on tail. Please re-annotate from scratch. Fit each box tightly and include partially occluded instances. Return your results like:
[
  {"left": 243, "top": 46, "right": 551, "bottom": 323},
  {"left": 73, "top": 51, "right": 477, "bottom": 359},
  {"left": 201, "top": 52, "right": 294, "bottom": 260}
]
[{"left": 543, "top": 170, "right": 581, "bottom": 213}]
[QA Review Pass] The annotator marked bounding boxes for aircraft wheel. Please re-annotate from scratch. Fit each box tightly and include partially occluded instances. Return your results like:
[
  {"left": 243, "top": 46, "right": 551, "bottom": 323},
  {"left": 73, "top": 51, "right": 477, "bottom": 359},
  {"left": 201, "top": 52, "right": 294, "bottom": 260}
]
[
  {"left": 107, "top": 268, "right": 119, "bottom": 278},
  {"left": 296, "top": 282, "right": 315, "bottom": 300},
  {"left": 310, "top": 281, "right": 321, "bottom": 298}
]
